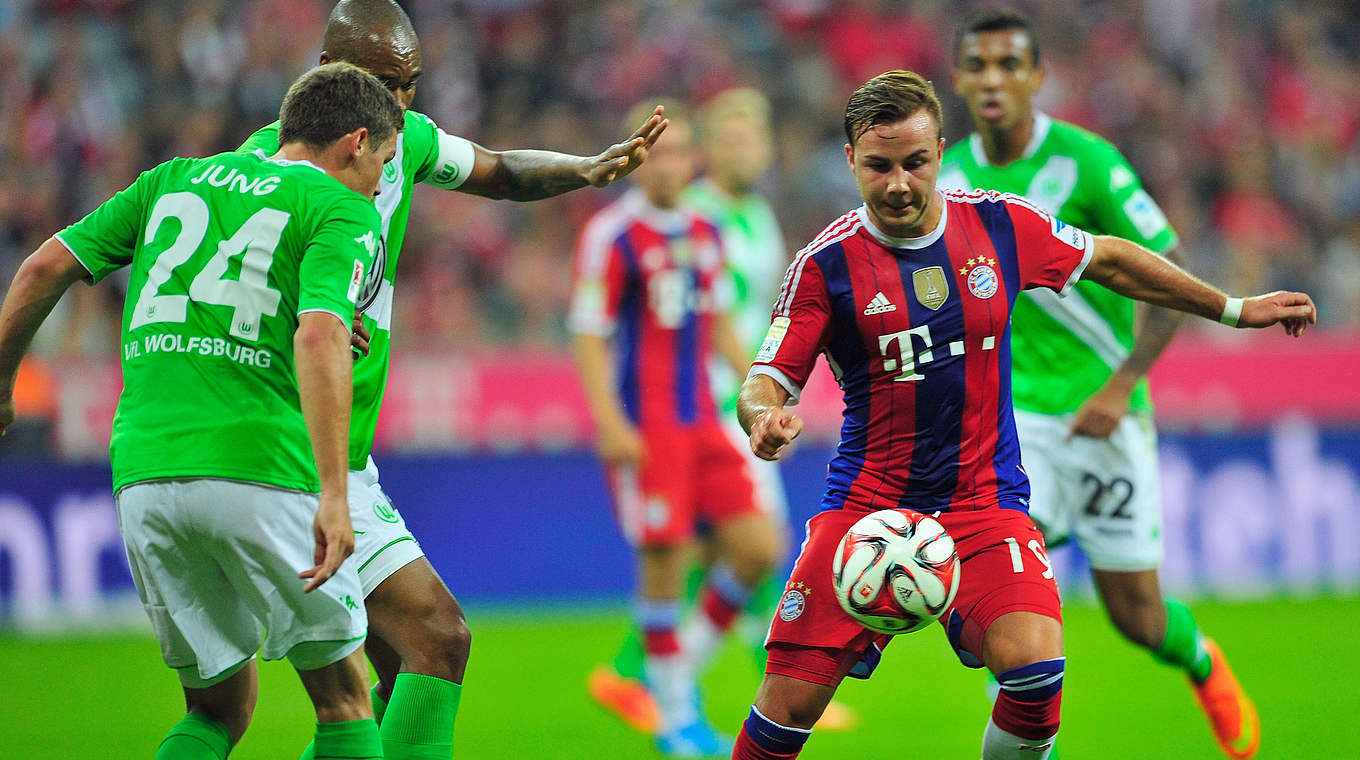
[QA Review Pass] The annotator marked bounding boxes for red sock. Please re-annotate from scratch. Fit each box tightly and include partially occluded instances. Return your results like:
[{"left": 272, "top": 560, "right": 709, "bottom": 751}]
[
  {"left": 991, "top": 689, "right": 1061, "bottom": 740},
  {"left": 700, "top": 584, "right": 742, "bottom": 631}
]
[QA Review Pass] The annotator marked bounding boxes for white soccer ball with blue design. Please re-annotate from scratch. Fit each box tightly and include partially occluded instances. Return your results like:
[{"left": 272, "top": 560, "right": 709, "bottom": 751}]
[{"left": 832, "top": 509, "right": 960, "bottom": 634}]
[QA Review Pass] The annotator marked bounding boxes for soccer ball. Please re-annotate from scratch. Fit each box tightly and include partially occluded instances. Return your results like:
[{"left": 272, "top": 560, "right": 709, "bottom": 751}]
[{"left": 831, "top": 509, "right": 961, "bottom": 634}]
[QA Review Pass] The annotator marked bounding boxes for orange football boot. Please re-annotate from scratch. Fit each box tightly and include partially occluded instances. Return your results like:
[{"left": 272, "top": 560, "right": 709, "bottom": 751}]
[
  {"left": 1191, "top": 638, "right": 1260, "bottom": 758},
  {"left": 587, "top": 664, "right": 661, "bottom": 734}
]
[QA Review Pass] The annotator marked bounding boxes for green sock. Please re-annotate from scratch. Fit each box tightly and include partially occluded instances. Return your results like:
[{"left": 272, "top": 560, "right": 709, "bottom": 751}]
[
  {"left": 314, "top": 719, "right": 381, "bottom": 760},
  {"left": 156, "top": 712, "right": 231, "bottom": 760},
  {"left": 1153, "top": 599, "right": 1213, "bottom": 682},
  {"left": 298, "top": 685, "right": 391, "bottom": 760},
  {"left": 379, "top": 672, "right": 462, "bottom": 759}
]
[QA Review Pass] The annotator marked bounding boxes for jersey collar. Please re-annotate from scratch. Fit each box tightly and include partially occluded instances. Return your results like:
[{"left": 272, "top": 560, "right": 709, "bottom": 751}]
[
  {"left": 622, "top": 187, "right": 692, "bottom": 234},
  {"left": 856, "top": 194, "right": 948, "bottom": 251},
  {"left": 264, "top": 155, "right": 327, "bottom": 175},
  {"left": 968, "top": 111, "right": 1053, "bottom": 167}
]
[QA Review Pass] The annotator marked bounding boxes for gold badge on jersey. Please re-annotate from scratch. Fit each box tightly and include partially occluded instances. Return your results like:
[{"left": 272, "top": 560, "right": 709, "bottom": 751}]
[{"left": 912, "top": 266, "right": 949, "bottom": 310}]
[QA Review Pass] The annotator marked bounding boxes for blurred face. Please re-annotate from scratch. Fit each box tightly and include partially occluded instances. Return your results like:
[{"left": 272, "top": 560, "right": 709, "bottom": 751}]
[
  {"left": 322, "top": 30, "right": 423, "bottom": 112},
  {"left": 350, "top": 130, "right": 399, "bottom": 199},
  {"left": 633, "top": 119, "right": 696, "bottom": 208},
  {"left": 952, "top": 29, "right": 1044, "bottom": 133},
  {"left": 704, "top": 111, "right": 774, "bottom": 193},
  {"left": 845, "top": 110, "right": 944, "bottom": 238}
]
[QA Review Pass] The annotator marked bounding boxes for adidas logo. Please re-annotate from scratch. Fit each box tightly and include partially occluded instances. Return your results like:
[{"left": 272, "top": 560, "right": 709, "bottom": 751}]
[{"left": 863, "top": 292, "right": 897, "bottom": 315}]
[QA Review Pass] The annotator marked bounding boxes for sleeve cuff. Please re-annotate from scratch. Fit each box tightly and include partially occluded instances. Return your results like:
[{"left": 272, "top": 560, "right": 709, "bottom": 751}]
[
  {"left": 52, "top": 233, "right": 99, "bottom": 283},
  {"left": 297, "top": 308, "right": 351, "bottom": 331},
  {"left": 1057, "top": 232, "right": 1095, "bottom": 297},
  {"left": 747, "top": 365, "right": 803, "bottom": 406}
]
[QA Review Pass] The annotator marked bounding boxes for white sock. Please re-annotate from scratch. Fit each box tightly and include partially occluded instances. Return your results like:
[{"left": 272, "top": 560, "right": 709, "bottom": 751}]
[
  {"left": 677, "top": 610, "right": 724, "bottom": 674},
  {"left": 645, "top": 652, "right": 698, "bottom": 732},
  {"left": 981, "top": 718, "right": 1057, "bottom": 760}
]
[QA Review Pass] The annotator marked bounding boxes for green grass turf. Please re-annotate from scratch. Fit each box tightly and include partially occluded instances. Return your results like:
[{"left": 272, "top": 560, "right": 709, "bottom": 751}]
[{"left": 2, "top": 595, "right": 1356, "bottom": 759}]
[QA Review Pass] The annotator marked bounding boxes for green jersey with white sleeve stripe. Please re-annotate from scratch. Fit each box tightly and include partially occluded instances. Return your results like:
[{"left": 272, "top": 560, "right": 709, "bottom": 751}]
[
  {"left": 56, "top": 151, "right": 381, "bottom": 492},
  {"left": 240, "top": 108, "right": 476, "bottom": 469},
  {"left": 940, "top": 113, "right": 1178, "bottom": 415},
  {"left": 681, "top": 178, "right": 787, "bottom": 412}
]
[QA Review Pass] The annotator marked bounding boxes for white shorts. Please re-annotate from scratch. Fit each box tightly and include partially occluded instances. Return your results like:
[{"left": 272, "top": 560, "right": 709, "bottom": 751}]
[
  {"left": 721, "top": 415, "right": 789, "bottom": 522},
  {"left": 349, "top": 456, "right": 425, "bottom": 596},
  {"left": 1015, "top": 409, "right": 1163, "bottom": 571},
  {"left": 116, "top": 479, "right": 368, "bottom": 687}
]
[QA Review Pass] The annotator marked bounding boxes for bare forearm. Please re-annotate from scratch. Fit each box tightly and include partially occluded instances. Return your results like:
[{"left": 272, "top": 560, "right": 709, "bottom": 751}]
[
  {"left": 295, "top": 315, "right": 353, "bottom": 494},
  {"left": 571, "top": 334, "right": 627, "bottom": 427},
  {"left": 0, "top": 238, "right": 87, "bottom": 392},
  {"left": 1114, "top": 247, "right": 1185, "bottom": 383},
  {"left": 714, "top": 313, "right": 752, "bottom": 379},
  {"left": 1083, "top": 236, "right": 1227, "bottom": 322},
  {"left": 483, "top": 150, "right": 591, "bottom": 201},
  {"left": 736, "top": 373, "right": 789, "bottom": 435}
]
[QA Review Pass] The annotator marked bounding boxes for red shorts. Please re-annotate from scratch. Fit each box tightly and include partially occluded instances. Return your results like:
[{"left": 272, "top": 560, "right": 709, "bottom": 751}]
[
  {"left": 765, "top": 507, "right": 1062, "bottom": 687},
  {"left": 606, "top": 422, "right": 760, "bottom": 547}
]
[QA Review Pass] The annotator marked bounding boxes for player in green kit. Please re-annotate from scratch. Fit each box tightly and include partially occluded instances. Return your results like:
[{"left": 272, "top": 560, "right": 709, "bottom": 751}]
[
  {"left": 0, "top": 63, "right": 402, "bottom": 760},
  {"left": 239, "top": 3, "right": 667, "bottom": 758},
  {"left": 940, "top": 8, "right": 1259, "bottom": 758}
]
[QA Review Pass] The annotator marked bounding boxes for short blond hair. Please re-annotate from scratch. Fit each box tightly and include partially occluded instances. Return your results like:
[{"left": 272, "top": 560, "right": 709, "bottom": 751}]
[{"left": 697, "top": 87, "right": 772, "bottom": 139}]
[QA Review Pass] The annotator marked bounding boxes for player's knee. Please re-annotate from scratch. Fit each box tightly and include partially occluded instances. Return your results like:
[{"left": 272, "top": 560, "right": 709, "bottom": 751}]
[
  {"left": 725, "top": 520, "right": 782, "bottom": 582},
  {"left": 982, "top": 612, "right": 1063, "bottom": 674},
  {"left": 992, "top": 657, "right": 1064, "bottom": 739},
  {"left": 406, "top": 603, "right": 472, "bottom": 681}
]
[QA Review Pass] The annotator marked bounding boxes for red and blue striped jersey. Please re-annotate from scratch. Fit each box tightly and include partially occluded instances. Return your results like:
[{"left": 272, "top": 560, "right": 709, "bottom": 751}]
[
  {"left": 750, "top": 191, "right": 1093, "bottom": 514},
  {"left": 569, "top": 189, "right": 732, "bottom": 430}
]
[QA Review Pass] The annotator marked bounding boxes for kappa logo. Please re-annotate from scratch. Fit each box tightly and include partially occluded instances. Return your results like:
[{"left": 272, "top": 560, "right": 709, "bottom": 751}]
[{"left": 863, "top": 291, "right": 897, "bottom": 315}]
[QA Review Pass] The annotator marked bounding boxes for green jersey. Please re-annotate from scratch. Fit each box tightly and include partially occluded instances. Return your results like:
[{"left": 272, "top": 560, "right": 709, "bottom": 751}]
[
  {"left": 57, "top": 152, "right": 382, "bottom": 492},
  {"left": 940, "top": 113, "right": 1178, "bottom": 415},
  {"left": 240, "top": 109, "right": 476, "bottom": 469},
  {"left": 680, "top": 178, "right": 786, "bottom": 412}
]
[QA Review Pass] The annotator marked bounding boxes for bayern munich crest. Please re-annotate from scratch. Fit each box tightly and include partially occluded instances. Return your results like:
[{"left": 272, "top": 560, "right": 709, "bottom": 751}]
[
  {"left": 961, "top": 257, "right": 999, "bottom": 299},
  {"left": 779, "top": 583, "right": 809, "bottom": 621}
]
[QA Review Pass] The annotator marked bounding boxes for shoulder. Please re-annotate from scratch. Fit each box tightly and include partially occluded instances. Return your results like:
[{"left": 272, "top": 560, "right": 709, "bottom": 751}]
[
  {"left": 578, "top": 196, "right": 639, "bottom": 255},
  {"left": 941, "top": 136, "right": 974, "bottom": 166},
  {"left": 1048, "top": 119, "right": 1129, "bottom": 169},
  {"left": 238, "top": 121, "right": 282, "bottom": 153},
  {"left": 788, "top": 209, "right": 862, "bottom": 275}
]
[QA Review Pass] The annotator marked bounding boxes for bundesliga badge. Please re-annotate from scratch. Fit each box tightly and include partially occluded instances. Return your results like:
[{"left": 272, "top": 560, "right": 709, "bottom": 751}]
[
  {"left": 960, "top": 257, "right": 999, "bottom": 300},
  {"left": 912, "top": 266, "right": 949, "bottom": 310}
]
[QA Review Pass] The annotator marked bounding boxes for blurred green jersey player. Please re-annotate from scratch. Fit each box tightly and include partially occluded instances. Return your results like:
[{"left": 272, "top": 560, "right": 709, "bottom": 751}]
[
  {"left": 0, "top": 62, "right": 404, "bottom": 760},
  {"left": 941, "top": 8, "right": 1258, "bottom": 758},
  {"left": 240, "top": 3, "right": 667, "bottom": 759}
]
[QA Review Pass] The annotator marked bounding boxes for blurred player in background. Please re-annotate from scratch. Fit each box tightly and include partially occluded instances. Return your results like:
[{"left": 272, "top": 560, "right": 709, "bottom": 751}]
[
  {"left": 589, "top": 86, "right": 867, "bottom": 735},
  {"left": 730, "top": 70, "right": 1313, "bottom": 760},
  {"left": 940, "top": 8, "right": 1258, "bottom": 757},
  {"left": 239, "top": 2, "right": 666, "bottom": 758},
  {"left": 0, "top": 63, "right": 402, "bottom": 760},
  {"left": 570, "top": 100, "right": 782, "bottom": 757}
]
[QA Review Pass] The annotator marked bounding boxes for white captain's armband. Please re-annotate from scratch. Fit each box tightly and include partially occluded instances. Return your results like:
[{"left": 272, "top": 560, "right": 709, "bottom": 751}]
[
  {"left": 755, "top": 316, "right": 791, "bottom": 363},
  {"left": 424, "top": 128, "right": 477, "bottom": 190}
]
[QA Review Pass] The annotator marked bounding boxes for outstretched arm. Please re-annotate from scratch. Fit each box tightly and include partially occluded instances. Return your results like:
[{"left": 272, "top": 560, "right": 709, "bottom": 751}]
[
  {"left": 458, "top": 107, "right": 668, "bottom": 201},
  {"left": 737, "top": 373, "right": 803, "bottom": 461},
  {"left": 1080, "top": 235, "right": 1315, "bottom": 336},
  {"left": 0, "top": 238, "right": 88, "bottom": 435},
  {"left": 1070, "top": 246, "right": 1186, "bottom": 438}
]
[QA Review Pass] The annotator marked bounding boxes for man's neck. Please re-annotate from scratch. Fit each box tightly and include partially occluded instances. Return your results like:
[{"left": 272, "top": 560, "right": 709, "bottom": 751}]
[{"left": 977, "top": 111, "right": 1036, "bottom": 167}]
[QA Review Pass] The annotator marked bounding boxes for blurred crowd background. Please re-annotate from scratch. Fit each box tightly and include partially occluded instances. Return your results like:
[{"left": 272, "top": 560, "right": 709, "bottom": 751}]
[{"left": 0, "top": 0, "right": 1357, "bottom": 453}]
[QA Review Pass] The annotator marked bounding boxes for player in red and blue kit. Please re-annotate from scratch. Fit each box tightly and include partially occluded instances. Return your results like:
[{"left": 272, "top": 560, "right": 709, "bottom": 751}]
[
  {"left": 730, "top": 71, "right": 1315, "bottom": 760},
  {"left": 570, "top": 101, "right": 782, "bottom": 758}
]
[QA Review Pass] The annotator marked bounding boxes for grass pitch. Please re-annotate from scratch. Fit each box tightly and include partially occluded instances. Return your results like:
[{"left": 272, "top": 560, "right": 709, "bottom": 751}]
[{"left": 3, "top": 595, "right": 1355, "bottom": 759}]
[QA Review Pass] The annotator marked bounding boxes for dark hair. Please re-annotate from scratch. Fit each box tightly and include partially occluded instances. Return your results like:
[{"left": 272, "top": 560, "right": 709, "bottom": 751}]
[
  {"left": 278, "top": 62, "right": 405, "bottom": 150},
  {"left": 843, "top": 70, "right": 943, "bottom": 145},
  {"left": 323, "top": 0, "right": 418, "bottom": 64},
  {"left": 955, "top": 7, "right": 1041, "bottom": 66}
]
